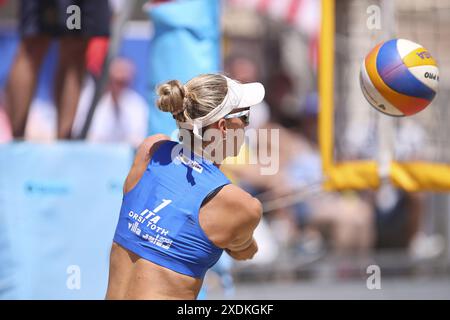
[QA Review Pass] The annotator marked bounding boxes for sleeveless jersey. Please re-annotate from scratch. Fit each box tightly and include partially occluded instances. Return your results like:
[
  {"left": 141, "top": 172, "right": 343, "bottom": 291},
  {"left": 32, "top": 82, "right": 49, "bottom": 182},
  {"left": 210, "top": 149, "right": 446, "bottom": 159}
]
[{"left": 113, "top": 141, "right": 231, "bottom": 279}]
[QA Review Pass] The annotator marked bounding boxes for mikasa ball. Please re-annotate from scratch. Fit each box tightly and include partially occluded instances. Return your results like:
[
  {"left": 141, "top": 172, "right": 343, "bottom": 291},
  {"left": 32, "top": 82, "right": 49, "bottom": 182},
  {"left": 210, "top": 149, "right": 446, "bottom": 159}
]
[{"left": 360, "top": 38, "right": 439, "bottom": 116}]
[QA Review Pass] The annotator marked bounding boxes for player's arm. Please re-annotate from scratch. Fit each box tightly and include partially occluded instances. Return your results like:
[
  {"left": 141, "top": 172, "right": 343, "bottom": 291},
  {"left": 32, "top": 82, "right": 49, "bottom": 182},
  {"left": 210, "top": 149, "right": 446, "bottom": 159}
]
[
  {"left": 201, "top": 184, "right": 262, "bottom": 260},
  {"left": 123, "top": 134, "right": 170, "bottom": 194}
]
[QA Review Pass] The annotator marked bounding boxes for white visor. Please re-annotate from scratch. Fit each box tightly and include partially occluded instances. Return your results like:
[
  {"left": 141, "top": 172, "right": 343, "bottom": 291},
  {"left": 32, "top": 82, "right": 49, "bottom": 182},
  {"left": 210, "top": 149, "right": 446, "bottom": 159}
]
[{"left": 177, "top": 75, "right": 265, "bottom": 138}]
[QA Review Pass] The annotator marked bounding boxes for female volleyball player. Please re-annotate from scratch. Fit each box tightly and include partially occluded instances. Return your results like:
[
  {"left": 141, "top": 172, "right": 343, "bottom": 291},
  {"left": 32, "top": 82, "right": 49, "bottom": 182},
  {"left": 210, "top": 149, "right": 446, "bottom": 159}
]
[{"left": 106, "top": 74, "right": 265, "bottom": 299}]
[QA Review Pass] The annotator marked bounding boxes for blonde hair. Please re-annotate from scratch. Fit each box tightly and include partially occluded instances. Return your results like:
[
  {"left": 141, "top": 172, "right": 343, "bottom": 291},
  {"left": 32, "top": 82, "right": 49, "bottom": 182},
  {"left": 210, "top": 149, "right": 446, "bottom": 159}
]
[{"left": 156, "top": 74, "right": 228, "bottom": 122}]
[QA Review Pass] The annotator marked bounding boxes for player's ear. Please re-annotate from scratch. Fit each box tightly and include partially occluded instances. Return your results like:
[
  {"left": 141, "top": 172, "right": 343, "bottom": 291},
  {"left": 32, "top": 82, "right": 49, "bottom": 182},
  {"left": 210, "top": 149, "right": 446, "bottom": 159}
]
[{"left": 217, "top": 118, "right": 227, "bottom": 135}]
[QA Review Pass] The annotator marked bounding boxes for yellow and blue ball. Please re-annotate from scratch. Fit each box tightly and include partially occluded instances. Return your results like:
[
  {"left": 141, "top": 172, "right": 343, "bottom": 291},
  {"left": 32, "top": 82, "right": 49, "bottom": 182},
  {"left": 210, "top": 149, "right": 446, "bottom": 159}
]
[{"left": 360, "top": 38, "right": 439, "bottom": 116}]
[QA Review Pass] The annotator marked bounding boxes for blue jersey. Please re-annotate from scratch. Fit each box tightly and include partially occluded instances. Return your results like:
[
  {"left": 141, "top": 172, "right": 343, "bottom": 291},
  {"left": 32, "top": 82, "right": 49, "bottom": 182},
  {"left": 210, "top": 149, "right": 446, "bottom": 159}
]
[{"left": 113, "top": 141, "right": 231, "bottom": 279}]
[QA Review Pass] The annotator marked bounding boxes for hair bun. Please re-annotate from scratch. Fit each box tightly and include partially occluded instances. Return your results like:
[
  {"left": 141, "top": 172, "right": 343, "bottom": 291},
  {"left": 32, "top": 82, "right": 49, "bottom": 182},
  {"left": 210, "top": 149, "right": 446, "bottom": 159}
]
[{"left": 156, "top": 80, "right": 187, "bottom": 121}]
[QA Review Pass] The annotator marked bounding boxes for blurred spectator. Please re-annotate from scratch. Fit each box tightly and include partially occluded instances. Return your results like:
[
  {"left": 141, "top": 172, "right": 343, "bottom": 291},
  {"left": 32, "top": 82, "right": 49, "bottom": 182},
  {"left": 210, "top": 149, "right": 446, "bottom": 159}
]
[
  {"left": 72, "top": 57, "right": 149, "bottom": 147},
  {"left": 5, "top": 0, "right": 111, "bottom": 140}
]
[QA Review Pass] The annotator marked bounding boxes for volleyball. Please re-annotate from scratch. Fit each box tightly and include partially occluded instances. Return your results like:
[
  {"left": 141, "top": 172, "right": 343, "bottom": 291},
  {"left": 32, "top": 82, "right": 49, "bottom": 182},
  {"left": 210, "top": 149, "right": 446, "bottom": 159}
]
[{"left": 360, "top": 38, "right": 439, "bottom": 116}]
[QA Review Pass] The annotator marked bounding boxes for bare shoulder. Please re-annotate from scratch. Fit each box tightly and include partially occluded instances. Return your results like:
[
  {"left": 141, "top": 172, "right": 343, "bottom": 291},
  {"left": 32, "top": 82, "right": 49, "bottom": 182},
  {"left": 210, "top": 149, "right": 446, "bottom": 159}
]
[
  {"left": 123, "top": 134, "right": 170, "bottom": 194},
  {"left": 199, "top": 184, "right": 262, "bottom": 248},
  {"left": 135, "top": 134, "right": 171, "bottom": 163}
]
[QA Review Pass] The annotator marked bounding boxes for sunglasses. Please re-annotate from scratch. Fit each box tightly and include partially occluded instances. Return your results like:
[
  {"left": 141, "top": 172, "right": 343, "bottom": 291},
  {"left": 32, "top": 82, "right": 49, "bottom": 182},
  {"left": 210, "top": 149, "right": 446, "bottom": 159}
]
[{"left": 224, "top": 109, "right": 250, "bottom": 125}]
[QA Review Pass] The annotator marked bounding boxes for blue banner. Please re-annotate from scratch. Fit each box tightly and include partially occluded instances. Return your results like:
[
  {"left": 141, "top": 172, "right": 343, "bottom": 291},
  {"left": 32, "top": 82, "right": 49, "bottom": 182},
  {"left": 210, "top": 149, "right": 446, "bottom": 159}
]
[
  {"left": 146, "top": 0, "right": 221, "bottom": 136},
  {"left": 0, "top": 143, "right": 133, "bottom": 299}
]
